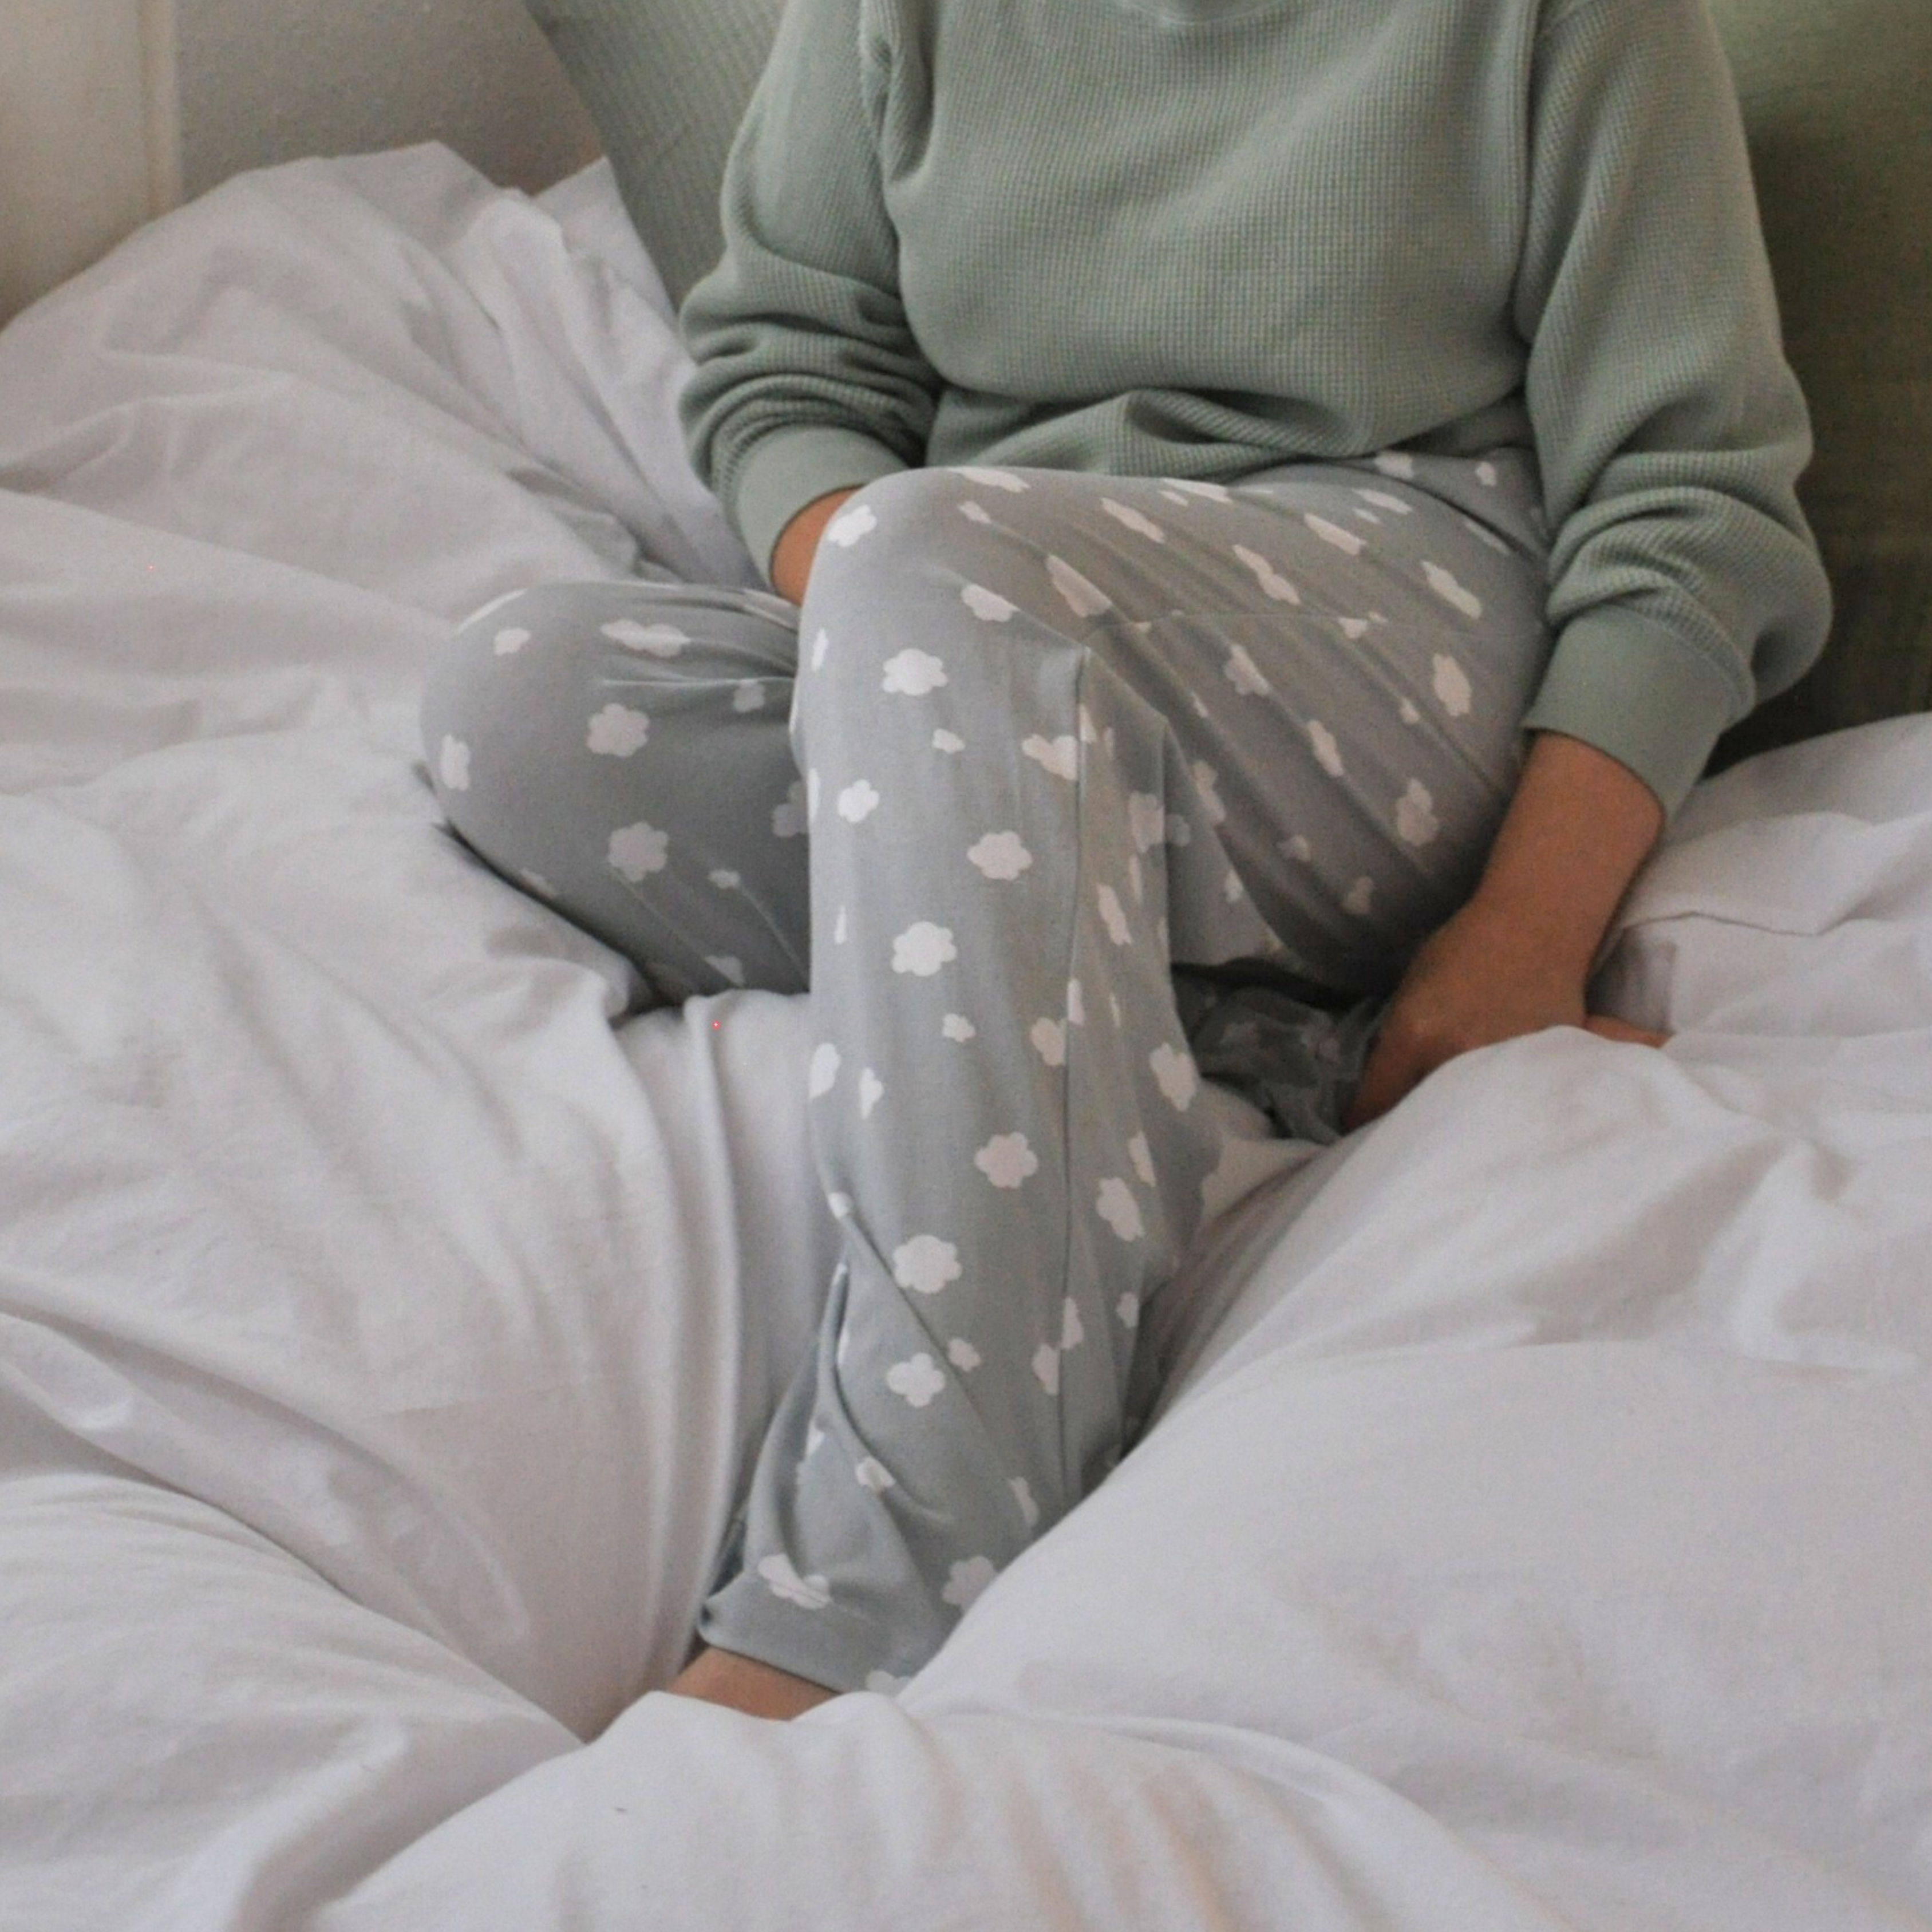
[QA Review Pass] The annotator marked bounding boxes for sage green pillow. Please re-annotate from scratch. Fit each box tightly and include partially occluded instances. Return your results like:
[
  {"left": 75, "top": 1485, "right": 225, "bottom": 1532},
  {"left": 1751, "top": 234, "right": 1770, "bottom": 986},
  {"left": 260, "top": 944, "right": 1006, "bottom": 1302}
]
[
  {"left": 530, "top": 0, "right": 1931, "bottom": 755},
  {"left": 526, "top": 0, "right": 781, "bottom": 311},
  {"left": 1708, "top": 0, "right": 1932, "bottom": 763}
]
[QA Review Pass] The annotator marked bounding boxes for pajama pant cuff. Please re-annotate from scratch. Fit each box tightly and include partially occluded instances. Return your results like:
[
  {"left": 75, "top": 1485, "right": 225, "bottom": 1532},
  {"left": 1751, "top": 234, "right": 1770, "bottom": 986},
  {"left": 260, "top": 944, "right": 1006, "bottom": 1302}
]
[{"left": 697, "top": 1578, "right": 898, "bottom": 1697}]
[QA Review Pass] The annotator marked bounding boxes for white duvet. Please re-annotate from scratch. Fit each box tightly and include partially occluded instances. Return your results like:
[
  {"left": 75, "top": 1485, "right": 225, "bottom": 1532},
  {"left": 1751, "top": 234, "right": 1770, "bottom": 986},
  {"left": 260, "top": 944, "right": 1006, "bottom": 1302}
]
[{"left": 1, "top": 148, "right": 1927, "bottom": 1931}]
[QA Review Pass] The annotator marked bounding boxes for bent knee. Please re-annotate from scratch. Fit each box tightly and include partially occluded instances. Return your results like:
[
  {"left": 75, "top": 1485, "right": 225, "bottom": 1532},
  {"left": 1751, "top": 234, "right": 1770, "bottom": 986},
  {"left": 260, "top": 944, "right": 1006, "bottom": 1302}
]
[
  {"left": 813, "top": 462, "right": 1080, "bottom": 566},
  {"left": 422, "top": 582, "right": 795, "bottom": 806},
  {"left": 812, "top": 464, "right": 1135, "bottom": 607},
  {"left": 808, "top": 468, "right": 961, "bottom": 569}
]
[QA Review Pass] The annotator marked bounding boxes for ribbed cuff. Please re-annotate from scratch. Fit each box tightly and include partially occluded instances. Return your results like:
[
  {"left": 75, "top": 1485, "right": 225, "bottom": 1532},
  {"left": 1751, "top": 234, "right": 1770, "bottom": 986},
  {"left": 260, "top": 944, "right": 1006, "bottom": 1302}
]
[
  {"left": 1520, "top": 610, "right": 1744, "bottom": 819},
  {"left": 733, "top": 427, "right": 912, "bottom": 588}
]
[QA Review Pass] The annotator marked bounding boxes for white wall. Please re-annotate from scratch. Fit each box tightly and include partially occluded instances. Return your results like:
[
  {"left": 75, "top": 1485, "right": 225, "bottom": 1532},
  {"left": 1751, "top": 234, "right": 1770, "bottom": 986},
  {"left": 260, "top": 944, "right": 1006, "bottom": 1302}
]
[
  {"left": 0, "top": 0, "right": 599, "bottom": 324},
  {"left": 175, "top": 0, "right": 598, "bottom": 202},
  {"left": 0, "top": 0, "right": 179, "bottom": 321}
]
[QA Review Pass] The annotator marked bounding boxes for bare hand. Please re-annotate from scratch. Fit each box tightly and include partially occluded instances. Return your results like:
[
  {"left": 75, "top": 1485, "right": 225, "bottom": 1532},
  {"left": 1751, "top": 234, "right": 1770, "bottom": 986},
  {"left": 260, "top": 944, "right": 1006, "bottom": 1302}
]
[{"left": 1342, "top": 895, "right": 1666, "bottom": 1131}]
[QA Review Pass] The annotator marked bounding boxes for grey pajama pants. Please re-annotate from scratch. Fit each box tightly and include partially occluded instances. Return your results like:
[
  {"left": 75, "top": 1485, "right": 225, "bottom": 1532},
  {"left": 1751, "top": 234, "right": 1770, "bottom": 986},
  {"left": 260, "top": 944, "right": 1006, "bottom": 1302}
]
[{"left": 422, "top": 448, "right": 1552, "bottom": 1692}]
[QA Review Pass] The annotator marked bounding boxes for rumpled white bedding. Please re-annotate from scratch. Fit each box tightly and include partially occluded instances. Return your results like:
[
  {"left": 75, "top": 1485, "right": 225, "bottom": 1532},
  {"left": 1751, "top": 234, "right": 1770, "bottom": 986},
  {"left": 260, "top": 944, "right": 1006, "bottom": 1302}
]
[{"left": 1, "top": 147, "right": 1927, "bottom": 1931}]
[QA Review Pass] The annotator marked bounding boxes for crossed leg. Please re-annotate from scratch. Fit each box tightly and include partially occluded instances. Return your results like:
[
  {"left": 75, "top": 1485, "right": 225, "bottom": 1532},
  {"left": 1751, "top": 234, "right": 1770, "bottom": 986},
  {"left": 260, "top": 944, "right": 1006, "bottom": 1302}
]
[{"left": 422, "top": 451, "right": 1551, "bottom": 1704}]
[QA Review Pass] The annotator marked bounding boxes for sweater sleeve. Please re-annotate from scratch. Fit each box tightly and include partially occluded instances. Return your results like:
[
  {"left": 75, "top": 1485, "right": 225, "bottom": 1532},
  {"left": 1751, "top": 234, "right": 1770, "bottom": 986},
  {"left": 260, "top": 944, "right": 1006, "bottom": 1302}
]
[
  {"left": 1513, "top": 0, "right": 1832, "bottom": 816},
  {"left": 676, "top": 0, "right": 935, "bottom": 584}
]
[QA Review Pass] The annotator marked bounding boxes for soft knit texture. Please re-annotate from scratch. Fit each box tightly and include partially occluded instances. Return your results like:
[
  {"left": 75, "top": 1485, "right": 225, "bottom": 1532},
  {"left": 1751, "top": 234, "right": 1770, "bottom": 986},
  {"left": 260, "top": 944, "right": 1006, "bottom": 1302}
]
[{"left": 677, "top": 0, "right": 1833, "bottom": 813}]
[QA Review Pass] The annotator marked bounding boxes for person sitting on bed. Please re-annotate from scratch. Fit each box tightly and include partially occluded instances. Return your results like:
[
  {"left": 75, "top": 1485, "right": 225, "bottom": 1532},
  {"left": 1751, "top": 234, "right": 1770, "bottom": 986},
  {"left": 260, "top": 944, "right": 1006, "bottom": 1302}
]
[{"left": 420, "top": 0, "right": 1831, "bottom": 1718}]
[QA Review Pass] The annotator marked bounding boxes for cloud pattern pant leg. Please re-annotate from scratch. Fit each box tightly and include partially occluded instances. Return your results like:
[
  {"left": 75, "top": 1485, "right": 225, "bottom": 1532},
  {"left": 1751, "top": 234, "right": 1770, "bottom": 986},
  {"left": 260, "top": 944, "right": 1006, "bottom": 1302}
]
[
  {"left": 421, "top": 451, "right": 1553, "bottom": 1691},
  {"left": 421, "top": 577, "right": 812, "bottom": 1003}
]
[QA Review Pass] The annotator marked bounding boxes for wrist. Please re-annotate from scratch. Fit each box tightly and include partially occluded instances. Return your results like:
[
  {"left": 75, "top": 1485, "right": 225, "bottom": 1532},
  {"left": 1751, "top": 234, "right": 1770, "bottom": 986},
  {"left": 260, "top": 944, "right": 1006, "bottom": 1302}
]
[
  {"left": 1468, "top": 733, "right": 1663, "bottom": 976},
  {"left": 1441, "top": 887, "right": 1595, "bottom": 995},
  {"left": 1460, "top": 879, "right": 1601, "bottom": 986}
]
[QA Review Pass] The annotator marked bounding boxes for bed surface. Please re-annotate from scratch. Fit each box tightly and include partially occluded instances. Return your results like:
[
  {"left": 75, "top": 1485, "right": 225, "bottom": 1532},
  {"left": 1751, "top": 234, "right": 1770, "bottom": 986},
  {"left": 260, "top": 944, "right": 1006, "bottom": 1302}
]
[{"left": 1, "top": 149, "right": 1929, "bottom": 1930}]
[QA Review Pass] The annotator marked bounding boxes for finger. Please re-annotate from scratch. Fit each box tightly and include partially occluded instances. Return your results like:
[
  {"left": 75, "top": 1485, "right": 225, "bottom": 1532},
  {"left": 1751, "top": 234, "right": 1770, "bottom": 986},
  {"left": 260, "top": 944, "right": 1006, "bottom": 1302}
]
[{"left": 1583, "top": 1014, "right": 1669, "bottom": 1049}]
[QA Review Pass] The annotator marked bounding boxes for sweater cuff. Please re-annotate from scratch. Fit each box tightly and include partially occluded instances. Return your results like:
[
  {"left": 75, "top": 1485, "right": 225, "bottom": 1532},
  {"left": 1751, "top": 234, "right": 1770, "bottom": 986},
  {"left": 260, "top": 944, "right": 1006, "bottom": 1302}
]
[
  {"left": 732, "top": 427, "right": 911, "bottom": 588},
  {"left": 1520, "top": 610, "right": 1744, "bottom": 820}
]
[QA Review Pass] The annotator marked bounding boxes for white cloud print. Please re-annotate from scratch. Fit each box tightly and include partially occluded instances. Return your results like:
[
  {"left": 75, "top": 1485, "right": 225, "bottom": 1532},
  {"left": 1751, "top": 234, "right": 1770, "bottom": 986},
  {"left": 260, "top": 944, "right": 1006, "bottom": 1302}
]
[
  {"left": 1096, "top": 1177, "right": 1145, "bottom": 1242},
  {"left": 894, "top": 1235, "right": 963, "bottom": 1295},
  {"left": 1305, "top": 513, "right": 1366, "bottom": 556},
  {"left": 1030, "top": 1018, "right": 1067, "bottom": 1067},
  {"left": 601, "top": 619, "right": 688, "bottom": 658},
  {"left": 1432, "top": 653, "right": 1473, "bottom": 718},
  {"left": 892, "top": 921, "right": 957, "bottom": 976},
  {"left": 1223, "top": 645, "right": 1271, "bottom": 697},
  {"left": 969, "top": 831, "right": 1033, "bottom": 881},
  {"left": 941, "top": 1555, "right": 999, "bottom": 1611},
  {"left": 974, "top": 1133, "right": 1039, "bottom": 1188},
  {"left": 1233, "top": 544, "right": 1301, "bottom": 605},
  {"left": 962, "top": 583, "right": 1018, "bottom": 623},
  {"left": 587, "top": 703, "right": 650, "bottom": 757},
  {"left": 1423, "top": 560, "right": 1483, "bottom": 618},
  {"left": 1103, "top": 497, "right": 1166, "bottom": 543},
  {"left": 758, "top": 1552, "right": 831, "bottom": 1610},
  {"left": 1022, "top": 734, "right": 1078, "bottom": 780},
  {"left": 954, "top": 466, "right": 1029, "bottom": 492},
  {"left": 1395, "top": 777, "right": 1440, "bottom": 847},
  {"left": 772, "top": 779, "right": 807, "bottom": 839},
  {"left": 825, "top": 502, "right": 878, "bottom": 547},
  {"left": 883, "top": 649, "right": 949, "bottom": 696},
  {"left": 1048, "top": 555, "right": 1111, "bottom": 619},
  {"left": 1149, "top": 1042, "right": 1199, "bottom": 1111},
  {"left": 887, "top": 1352, "right": 946, "bottom": 1408},
  {"left": 608, "top": 821, "right": 669, "bottom": 880},
  {"left": 838, "top": 779, "right": 882, "bottom": 823},
  {"left": 1192, "top": 760, "right": 1227, "bottom": 825}
]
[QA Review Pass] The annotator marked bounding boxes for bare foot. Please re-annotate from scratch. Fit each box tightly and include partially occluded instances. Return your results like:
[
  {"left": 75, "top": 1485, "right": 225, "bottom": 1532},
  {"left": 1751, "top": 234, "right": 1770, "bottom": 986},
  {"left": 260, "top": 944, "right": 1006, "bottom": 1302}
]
[{"left": 665, "top": 1645, "right": 837, "bottom": 1720}]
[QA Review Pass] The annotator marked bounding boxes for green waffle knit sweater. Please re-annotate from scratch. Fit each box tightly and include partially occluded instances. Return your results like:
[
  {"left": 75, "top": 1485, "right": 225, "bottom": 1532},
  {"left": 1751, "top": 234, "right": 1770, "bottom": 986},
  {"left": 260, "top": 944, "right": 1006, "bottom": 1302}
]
[{"left": 677, "top": 0, "right": 1832, "bottom": 813}]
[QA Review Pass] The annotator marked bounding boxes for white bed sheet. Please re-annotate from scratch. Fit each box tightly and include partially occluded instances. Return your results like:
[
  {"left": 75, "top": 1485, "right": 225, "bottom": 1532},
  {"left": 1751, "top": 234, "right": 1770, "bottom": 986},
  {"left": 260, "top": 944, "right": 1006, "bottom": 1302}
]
[{"left": 1, "top": 148, "right": 1927, "bottom": 1931}]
